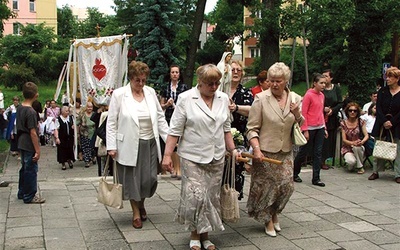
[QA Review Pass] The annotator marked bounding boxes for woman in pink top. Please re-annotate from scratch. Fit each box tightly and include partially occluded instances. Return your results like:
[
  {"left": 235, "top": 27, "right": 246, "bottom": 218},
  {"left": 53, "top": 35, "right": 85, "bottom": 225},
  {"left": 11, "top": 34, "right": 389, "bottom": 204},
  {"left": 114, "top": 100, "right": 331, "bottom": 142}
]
[{"left": 293, "top": 73, "right": 328, "bottom": 187}]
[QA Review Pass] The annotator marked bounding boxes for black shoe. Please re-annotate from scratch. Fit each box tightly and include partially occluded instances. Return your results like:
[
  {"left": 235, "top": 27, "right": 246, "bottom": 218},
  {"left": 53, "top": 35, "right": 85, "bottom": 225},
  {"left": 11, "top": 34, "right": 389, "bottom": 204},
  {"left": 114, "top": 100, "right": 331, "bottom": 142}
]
[
  {"left": 293, "top": 176, "right": 302, "bottom": 183},
  {"left": 312, "top": 180, "right": 325, "bottom": 187}
]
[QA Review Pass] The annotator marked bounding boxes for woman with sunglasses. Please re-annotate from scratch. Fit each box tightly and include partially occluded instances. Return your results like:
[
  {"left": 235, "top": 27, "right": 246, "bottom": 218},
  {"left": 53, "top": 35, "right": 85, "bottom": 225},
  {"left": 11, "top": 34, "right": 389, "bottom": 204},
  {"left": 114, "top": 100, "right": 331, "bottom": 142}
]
[
  {"left": 340, "top": 102, "right": 369, "bottom": 174},
  {"left": 162, "top": 64, "right": 236, "bottom": 250}
]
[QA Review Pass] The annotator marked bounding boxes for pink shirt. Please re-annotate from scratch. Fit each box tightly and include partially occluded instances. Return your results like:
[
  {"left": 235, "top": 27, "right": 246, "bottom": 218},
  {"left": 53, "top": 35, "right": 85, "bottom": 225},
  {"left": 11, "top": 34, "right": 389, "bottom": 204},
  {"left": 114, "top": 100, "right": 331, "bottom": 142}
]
[{"left": 301, "top": 88, "right": 326, "bottom": 131}]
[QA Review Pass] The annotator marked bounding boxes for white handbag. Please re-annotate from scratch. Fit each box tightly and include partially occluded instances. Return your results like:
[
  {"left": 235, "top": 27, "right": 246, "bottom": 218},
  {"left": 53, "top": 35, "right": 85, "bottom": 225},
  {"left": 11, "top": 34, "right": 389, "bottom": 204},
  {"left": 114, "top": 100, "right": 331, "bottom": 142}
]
[
  {"left": 292, "top": 122, "right": 307, "bottom": 146},
  {"left": 220, "top": 150, "right": 240, "bottom": 223},
  {"left": 97, "top": 156, "right": 124, "bottom": 209},
  {"left": 372, "top": 129, "right": 397, "bottom": 161}
]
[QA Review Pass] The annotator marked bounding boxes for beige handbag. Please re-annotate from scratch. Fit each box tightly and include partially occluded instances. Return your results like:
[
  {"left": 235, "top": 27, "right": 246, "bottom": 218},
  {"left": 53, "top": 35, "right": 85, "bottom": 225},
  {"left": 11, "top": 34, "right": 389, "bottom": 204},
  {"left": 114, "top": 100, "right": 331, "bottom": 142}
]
[
  {"left": 373, "top": 129, "right": 397, "bottom": 161},
  {"left": 220, "top": 150, "right": 240, "bottom": 223},
  {"left": 97, "top": 156, "right": 123, "bottom": 209},
  {"left": 292, "top": 122, "right": 307, "bottom": 146}
]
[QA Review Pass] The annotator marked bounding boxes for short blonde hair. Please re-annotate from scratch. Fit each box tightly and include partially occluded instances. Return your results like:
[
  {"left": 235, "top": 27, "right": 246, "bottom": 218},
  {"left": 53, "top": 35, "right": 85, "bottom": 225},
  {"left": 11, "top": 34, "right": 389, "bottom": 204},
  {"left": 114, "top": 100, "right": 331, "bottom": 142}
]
[
  {"left": 386, "top": 66, "right": 400, "bottom": 78},
  {"left": 196, "top": 64, "right": 222, "bottom": 86},
  {"left": 268, "top": 62, "right": 291, "bottom": 82}
]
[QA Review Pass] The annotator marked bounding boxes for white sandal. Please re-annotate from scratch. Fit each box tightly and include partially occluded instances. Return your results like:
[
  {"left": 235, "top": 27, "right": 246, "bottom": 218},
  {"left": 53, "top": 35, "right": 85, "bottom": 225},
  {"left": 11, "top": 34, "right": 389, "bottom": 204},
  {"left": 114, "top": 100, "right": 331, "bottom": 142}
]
[
  {"left": 202, "top": 240, "right": 216, "bottom": 250},
  {"left": 189, "top": 240, "right": 201, "bottom": 250}
]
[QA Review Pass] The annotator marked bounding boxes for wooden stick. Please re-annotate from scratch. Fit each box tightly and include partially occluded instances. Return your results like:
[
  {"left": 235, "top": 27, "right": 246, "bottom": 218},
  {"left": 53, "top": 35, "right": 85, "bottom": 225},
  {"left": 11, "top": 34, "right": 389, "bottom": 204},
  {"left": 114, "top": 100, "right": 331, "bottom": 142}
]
[{"left": 241, "top": 152, "right": 283, "bottom": 165}]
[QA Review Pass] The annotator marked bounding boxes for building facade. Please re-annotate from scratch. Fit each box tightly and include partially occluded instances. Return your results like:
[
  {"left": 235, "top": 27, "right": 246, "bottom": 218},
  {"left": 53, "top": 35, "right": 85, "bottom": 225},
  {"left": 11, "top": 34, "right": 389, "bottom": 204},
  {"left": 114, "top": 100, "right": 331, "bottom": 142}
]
[{"left": 3, "top": 0, "right": 57, "bottom": 36}]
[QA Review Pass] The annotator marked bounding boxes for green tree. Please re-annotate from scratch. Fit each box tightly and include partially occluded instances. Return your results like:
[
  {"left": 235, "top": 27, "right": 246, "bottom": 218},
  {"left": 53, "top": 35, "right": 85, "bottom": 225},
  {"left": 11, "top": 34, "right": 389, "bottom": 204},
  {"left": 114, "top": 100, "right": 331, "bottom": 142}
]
[
  {"left": 345, "top": 0, "right": 398, "bottom": 104},
  {"left": 57, "top": 6, "right": 76, "bottom": 39},
  {"left": 132, "top": 0, "right": 179, "bottom": 90},
  {"left": 1, "top": 23, "right": 56, "bottom": 65},
  {"left": 0, "top": 0, "right": 14, "bottom": 36},
  {"left": 182, "top": 0, "right": 207, "bottom": 87},
  {"left": 200, "top": 0, "right": 244, "bottom": 65}
]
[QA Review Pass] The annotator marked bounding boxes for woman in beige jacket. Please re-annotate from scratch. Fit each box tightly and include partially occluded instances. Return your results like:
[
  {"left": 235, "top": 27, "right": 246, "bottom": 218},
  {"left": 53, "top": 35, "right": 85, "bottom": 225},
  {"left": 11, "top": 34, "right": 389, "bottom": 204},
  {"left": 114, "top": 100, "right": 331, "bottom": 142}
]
[{"left": 246, "top": 62, "right": 303, "bottom": 237}]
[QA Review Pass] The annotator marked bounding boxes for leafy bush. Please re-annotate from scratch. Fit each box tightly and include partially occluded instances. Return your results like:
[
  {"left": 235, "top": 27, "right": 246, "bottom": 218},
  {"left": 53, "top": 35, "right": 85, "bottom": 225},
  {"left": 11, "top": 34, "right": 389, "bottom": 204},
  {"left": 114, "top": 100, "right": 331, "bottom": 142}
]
[{"left": 0, "top": 64, "right": 39, "bottom": 90}]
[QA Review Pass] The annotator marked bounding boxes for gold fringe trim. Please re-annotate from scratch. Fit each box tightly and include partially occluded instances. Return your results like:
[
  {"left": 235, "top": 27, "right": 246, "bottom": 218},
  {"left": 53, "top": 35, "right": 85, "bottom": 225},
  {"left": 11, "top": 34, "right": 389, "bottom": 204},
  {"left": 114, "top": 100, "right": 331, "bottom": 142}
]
[{"left": 75, "top": 39, "right": 123, "bottom": 49}]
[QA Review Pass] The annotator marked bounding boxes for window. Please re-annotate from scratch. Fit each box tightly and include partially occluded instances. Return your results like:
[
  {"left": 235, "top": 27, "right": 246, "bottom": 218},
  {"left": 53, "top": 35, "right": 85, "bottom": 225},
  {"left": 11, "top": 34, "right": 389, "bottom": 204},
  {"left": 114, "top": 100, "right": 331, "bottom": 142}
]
[
  {"left": 29, "top": 0, "right": 35, "bottom": 12},
  {"left": 13, "top": 23, "right": 21, "bottom": 35},
  {"left": 250, "top": 48, "right": 260, "bottom": 58},
  {"left": 13, "top": 0, "right": 18, "bottom": 10}
]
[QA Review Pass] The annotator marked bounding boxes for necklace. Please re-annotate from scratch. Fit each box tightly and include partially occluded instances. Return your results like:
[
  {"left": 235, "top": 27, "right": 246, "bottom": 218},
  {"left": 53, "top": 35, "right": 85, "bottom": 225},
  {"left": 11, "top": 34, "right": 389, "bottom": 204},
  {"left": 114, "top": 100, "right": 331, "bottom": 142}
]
[{"left": 205, "top": 99, "right": 213, "bottom": 108}]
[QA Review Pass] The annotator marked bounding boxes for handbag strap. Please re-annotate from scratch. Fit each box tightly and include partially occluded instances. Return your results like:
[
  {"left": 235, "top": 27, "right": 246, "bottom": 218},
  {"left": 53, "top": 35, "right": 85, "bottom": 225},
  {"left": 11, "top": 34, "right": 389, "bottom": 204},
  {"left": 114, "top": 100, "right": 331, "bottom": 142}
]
[
  {"left": 223, "top": 150, "right": 237, "bottom": 189},
  {"left": 102, "top": 156, "right": 120, "bottom": 185},
  {"left": 379, "top": 127, "right": 394, "bottom": 142}
]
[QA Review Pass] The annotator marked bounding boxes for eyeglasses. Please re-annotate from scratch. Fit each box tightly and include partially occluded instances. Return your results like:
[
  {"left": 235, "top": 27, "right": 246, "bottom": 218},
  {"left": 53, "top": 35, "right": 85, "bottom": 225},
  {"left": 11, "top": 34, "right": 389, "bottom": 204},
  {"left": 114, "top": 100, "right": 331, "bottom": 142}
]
[
  {"left": 232, "top": 68, "right": 242, "bottom": 72},
  {"left": 204, "top": 81, "right": 221, "bottom": 87},
  {"left": 348, "top": 109, "right": 358, "bottom": 113}
]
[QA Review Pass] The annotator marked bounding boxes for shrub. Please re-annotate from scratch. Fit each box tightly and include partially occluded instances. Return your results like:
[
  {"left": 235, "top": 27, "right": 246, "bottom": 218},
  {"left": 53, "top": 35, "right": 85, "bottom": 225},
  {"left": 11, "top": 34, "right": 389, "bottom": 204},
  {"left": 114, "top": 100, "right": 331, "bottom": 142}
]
[{"left": 0, "top": 63, "right": 39, "bottom": 90}]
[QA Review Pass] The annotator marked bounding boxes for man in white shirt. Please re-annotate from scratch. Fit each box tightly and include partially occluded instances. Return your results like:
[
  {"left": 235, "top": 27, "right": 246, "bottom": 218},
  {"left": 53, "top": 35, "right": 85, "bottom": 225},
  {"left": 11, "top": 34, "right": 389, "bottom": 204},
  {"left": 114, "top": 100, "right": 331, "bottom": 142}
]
[{"left": 362, "top": 91, "right": 377, "bottom": 114}]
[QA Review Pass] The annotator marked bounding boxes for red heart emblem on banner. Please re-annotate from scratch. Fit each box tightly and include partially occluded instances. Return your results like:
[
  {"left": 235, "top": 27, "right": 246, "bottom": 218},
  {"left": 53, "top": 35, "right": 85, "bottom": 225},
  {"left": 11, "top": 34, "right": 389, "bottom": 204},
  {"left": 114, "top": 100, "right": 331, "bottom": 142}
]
[{"left": 92, "top": 58, "right": 107, "bottom": 81}]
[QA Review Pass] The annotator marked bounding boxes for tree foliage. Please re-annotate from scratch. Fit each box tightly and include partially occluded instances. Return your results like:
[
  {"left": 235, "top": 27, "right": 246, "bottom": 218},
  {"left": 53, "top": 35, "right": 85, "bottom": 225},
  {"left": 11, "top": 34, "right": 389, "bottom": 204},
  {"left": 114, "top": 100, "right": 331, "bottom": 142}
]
[
  {"left": 0, "top": 0, "right": 14, "bottom": 36},
  {"left": 132, "top": 0, "right": 179, "bottom": 90}
]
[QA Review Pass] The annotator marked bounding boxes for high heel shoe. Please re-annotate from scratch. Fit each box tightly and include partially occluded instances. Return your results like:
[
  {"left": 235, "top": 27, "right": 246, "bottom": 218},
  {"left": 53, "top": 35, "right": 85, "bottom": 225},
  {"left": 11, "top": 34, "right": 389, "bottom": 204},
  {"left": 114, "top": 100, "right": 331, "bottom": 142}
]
[
  {"left": 265, "top": 227, "right": 277, "bottom": 237},
  {"left": 68, "top": 161, "right": 73, "bottom": 169},
  {"left": 273, "top": 223, "right": 281, "bottom": 232}
]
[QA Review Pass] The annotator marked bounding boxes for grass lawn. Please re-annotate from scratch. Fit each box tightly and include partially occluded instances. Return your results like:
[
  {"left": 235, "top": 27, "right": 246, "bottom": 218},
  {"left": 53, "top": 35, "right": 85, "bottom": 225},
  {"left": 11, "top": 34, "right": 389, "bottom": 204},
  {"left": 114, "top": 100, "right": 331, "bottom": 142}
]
[{"left": 1, "top": 83, "right": 57, "bottom": 108}]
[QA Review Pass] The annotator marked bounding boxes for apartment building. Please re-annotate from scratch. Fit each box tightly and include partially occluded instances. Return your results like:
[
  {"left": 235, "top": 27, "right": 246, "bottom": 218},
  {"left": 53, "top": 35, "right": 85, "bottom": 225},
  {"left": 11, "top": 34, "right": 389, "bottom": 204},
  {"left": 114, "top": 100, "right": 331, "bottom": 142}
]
[{"left": 3, "top": 0, "right": 57, "bottom": 35}]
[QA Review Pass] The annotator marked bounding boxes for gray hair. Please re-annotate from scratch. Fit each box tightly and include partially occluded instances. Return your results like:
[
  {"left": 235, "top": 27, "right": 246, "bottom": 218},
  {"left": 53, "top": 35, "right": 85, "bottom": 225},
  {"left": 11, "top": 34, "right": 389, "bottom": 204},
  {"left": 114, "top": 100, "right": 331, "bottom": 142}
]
[{"left": 268, "top": 62, "right": 291, "bottom": 82}]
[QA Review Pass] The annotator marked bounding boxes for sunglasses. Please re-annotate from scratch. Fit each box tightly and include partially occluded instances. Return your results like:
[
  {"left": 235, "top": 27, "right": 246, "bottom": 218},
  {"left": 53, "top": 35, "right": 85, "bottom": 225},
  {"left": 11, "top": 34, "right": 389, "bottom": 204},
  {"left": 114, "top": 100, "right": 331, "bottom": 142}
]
[
  {"left": 348, "top": 109, "right": 358, "bottom": 113},
  {"left": 204, "top": 81, "right": 221, "bottom": 87}
]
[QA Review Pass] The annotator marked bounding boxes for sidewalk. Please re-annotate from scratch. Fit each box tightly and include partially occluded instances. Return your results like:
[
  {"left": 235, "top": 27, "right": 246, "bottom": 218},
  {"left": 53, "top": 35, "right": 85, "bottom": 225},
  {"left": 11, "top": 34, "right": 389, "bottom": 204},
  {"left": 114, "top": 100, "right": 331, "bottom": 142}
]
[{"left": 0, "top": 145, "right": 399, "bottom": 250}]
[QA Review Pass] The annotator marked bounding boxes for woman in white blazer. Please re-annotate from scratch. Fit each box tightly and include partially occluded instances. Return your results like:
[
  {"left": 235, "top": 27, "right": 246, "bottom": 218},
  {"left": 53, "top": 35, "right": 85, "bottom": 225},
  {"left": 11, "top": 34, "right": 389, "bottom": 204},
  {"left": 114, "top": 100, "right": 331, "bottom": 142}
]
[
  {"left": 162, "top": 64, "right": 236, "bottom": 250},
  {"left": 107, "top": 61, "right": 169, "bottom": 229}
]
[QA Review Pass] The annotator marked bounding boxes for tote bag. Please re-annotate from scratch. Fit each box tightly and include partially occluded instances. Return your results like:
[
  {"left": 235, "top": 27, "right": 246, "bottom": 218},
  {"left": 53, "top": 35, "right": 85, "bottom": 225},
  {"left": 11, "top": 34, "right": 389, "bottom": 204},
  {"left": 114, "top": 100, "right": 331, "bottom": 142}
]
[
  {"left": 97, "top": 156, "right": 124, "bottom": 209},
  {"left": 372, "top": 129, "right": 397, "bottom": 161},
  {"left": 220, "top": 150, "right": 240, "bottom": 223}
]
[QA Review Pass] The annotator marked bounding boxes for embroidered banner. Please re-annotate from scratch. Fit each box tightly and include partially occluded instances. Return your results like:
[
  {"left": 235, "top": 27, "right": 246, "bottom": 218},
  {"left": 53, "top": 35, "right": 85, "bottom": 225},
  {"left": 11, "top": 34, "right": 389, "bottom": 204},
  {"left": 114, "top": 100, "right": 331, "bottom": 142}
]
[{"left": 73, "top": 35, "right": 129, "bottom": 105}]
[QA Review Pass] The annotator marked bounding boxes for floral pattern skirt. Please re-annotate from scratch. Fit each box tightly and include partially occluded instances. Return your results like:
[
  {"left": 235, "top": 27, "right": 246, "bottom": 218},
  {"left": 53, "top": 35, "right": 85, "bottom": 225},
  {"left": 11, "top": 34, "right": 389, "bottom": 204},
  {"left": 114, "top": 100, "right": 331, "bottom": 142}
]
[
  {"left": 247, "top": 150, "right": 294, "bottom": 224},
  {"left": 175, "top": 157, "right": 225, "bottom": 234}
]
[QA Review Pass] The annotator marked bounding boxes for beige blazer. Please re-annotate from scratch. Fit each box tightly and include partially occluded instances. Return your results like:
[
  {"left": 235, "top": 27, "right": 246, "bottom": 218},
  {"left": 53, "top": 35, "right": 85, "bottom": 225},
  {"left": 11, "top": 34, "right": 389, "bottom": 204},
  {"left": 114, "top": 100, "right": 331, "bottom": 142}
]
[
  {"left": 247, "top": 89, "right": 302, "bottom": 153},
  {"left": 169, "top": 87, "right": 231, "bottom": 163},
  {"left": 106, "top": 85, "right": 169, "bottom": 166}
]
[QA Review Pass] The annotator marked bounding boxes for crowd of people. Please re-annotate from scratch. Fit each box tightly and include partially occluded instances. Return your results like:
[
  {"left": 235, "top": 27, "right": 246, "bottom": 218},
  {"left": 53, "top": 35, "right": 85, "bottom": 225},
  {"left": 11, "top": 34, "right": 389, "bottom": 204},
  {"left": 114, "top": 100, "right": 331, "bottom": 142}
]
[{"left": 1, "top": 52, "right": 400, "bottom": 250}]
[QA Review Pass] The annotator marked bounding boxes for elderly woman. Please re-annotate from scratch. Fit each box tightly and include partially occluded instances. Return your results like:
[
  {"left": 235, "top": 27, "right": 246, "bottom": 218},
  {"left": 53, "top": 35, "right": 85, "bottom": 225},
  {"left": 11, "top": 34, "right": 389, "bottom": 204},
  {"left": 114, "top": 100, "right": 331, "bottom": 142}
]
[
  {"left": 76, "top": 101, "right": 96, "bottom": 168},
  {"left": 251, "top": 70, "right": 270, "bottom": 96},
  {"left": 369, "top": 66, "right": 400, "bottom": 183},
  {"left": 162, "top": 64, "right": 236, "bottom": 250},
  {"left": 227, "top": 60, "right": 253, "bottom": 200},
  {"left": 107, "top": 61, "right": 169, "bottom": 229},
  {"left": 54, "top": 106, "right": 75, "bottom": 170},
  {"left": 246, "top": 62, "right": 303, "bottom": 237},
  {"left": 340, "top": 102, "right": 369, "bottom": 174}
]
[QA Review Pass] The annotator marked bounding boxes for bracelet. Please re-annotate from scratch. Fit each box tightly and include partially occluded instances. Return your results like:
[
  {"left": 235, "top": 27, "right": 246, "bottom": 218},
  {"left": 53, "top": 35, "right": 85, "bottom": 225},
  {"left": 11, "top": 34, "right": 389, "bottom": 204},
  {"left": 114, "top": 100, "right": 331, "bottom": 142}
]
[{"left": 253, "top": 145, "right": 260, "bottom": 149}]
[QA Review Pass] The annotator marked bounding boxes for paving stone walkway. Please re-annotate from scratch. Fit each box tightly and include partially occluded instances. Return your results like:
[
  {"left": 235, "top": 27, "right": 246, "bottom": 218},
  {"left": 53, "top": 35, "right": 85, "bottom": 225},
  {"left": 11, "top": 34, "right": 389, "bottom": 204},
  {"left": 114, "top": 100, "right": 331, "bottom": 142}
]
[{"left": 0, "top": 145, "right": 399, "bottom": 249}]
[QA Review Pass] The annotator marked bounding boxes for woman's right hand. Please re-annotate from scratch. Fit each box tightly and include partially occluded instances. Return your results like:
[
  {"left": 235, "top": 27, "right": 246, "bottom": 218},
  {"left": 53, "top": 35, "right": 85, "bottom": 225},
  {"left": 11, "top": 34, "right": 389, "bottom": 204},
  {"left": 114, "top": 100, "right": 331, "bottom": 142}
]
[
  {"left": 253, "top": 147, "right": 264, "bottom": 163},
  {"left": 108, "top": 150, "right": 117, "bottom": 159},
  {"left": 162, "top": 155, "right": 174, "bottom": 172}
]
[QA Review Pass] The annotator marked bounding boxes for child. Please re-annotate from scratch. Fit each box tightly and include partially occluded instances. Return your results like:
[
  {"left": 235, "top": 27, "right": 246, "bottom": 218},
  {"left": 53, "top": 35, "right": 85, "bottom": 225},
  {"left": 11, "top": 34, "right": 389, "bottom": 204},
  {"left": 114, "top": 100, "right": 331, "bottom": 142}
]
[
  {"left": 16, "top": 82, "right": 45, "bottom": 204},
  {"left": 38, "top": 115, "right": 46, "bottom": 146}
]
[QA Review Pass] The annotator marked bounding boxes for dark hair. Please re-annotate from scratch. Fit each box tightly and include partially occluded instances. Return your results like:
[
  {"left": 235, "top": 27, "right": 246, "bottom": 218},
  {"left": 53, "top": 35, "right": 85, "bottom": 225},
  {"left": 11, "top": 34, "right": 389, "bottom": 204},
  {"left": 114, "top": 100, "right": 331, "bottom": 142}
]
[
  {"left": 22, "top": 82, "right": 38, "bottom": 99},
  {"left": 368, "top": 103, "right": 376, "bottom": 115},
  {"left": 312, "top": 73, "right": 326, "bottom": 84},
  {"left": 322, "top": 69, "right": 333, "bottom": 78},
  {"left": 344, "top": 102, "right": 361, "bottom": 118}
]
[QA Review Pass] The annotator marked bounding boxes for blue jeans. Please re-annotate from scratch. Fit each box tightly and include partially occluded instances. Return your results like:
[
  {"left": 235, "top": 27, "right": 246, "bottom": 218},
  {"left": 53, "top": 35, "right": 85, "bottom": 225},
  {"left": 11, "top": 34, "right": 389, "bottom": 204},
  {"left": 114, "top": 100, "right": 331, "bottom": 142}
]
[
  {"left": 18, "top": 150, "right": 38, "bottom": 203},
  {"left": 294, "top": 128, "right": 325, "bottom": 183}
]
